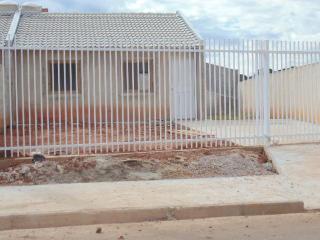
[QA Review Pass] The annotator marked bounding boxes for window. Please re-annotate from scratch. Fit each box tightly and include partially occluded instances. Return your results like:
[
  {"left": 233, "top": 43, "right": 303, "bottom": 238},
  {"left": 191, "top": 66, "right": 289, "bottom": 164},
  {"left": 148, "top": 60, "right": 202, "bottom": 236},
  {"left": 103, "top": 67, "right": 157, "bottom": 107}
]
[
  {"left": 50, "top": 63, "right": 77, "bottom": 92},
  {"left": 123, "top": 61, "right": 154, "bottom": 93}
]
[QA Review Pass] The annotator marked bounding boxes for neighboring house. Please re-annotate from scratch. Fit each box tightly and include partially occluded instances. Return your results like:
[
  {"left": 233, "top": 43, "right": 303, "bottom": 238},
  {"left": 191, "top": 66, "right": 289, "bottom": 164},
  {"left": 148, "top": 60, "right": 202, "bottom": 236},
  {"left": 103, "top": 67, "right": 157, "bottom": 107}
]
[
  {"left": 0, "top": 2, "right": 203, "bottom": 132},
  {"left": 205, "top": 63, "right": 246, "bottom": 118}
]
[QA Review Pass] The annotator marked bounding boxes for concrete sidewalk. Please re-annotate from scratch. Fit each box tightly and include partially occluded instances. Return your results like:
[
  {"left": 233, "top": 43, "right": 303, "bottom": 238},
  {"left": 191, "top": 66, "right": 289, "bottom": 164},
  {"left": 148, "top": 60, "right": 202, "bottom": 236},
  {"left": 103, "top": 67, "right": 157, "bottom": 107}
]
[
  {"left": 265, "top": 143, "right": 320, "bottom": 210},
  {"left": 0, "top": 143, "right": 319, "bottom": 230},
  {"left": 0, "top": 175, "right": 303, "bottom": 230}
]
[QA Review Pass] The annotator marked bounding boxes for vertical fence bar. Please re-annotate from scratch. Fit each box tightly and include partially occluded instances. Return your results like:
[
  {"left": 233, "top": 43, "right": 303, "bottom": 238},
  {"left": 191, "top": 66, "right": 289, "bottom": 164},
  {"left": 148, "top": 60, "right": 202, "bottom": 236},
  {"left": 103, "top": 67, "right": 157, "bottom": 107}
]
[
  {"left": 21, "top": 43, "right": 25, "bottom": 155},
  {"left": 179, "top": 40, "right": 184, "bottom": 149},
  {"left": 250, "top": 40, "right": 257, "bottom": 145},
  {"left": 310, "top": 41, "right": 315, "bottom": 141},
  {"left": 207, "top": 40, "right": 212, "bottom": 146},
  {"left": 51, "top": 48, "right": 56, "bottom": 154},
  {"left": 168, "top": 43, "right": 173, "bottom": 149},
  {"left": 80, "top": 48, "right": 85, "bottom": 154},
  {"left": 275, "top": 41, "right": 281, "bottom": 141},
  {"left": 213, "top": 39, "right": 218, "bottom": 147},
  {"left": 302, "top": 41, "right": 306, "bottom": 141},
  {"left": 13, "top": 39, "right": 19, "bottom": 156},
  {"left": 223, "top": 40, "right": 227, "bottom": 146},
  {"left": 126, "top": 43, "right": 131, "bottom": 151},
  {"left": 241, "top": 40, "right": 246, "bottom": 145},
  {"left": 246, "top": 40, "right": 251, "bottom": 145},
  {"left": 92, "top": 47, "right": 97, "bottom": 153},
  {"left": 1, "top": 46, "right": 6, "bottom": 157},
  {"left": 109, "top": 41, "right": 114, "bottom": 152},
  {"left": 316, "top": 42, "right": 320, "bottom": 139},
  {"left": 254, "top": 40, "right": 259, "bottom": 144},
  {"left": 45, "top": 39, "right": 49, "bottom": 155},
  {"left": 98, "top": 45, "right": 102, "bottom": 152},
  {"left": 217, "top": 40, "right": 222, "bottom": 146},
  {"left": 294, "top": 40, "right": 299, "bottom": 142},
  {"left": 137, "top": 43, "right": 141, "bottom": 150},
  {"left": 57, "top": 46, "right": 62, "bottom": 153},
  {"left": 226, "top": 39, "right": 231, "bottom": 145},
  {"left": 198, "top": 40, "right": 203, "bottom": 148},
  {"left": 173, "top": 42, "right": 178, "bottom": 149},
  {"left": 317, "top": 42, "right": 320, "bottom": 140},
  {"left": 193, "top": 42, "right": 198, "bottom": 147},
  {"left": 32, "top": 45, "right": 37, "bottom": 153},
  {"left": 233, "top": 40, "right": 237, "bottom": 145},
  {"left": 39, "top": 43, "right": 44, "bottom": 153},
  {"left": 183, "top": 40, "right": 189, "bottom": 148},
  {"left": 288, "top": 41, "right": 293, "bottom": 141},
  {"left": 63, "top": 48, "right": 68, "bottom": 154},
  {"left": 142, "top": 44, "right": 146, "bottom": 150},
  {"left": 103, "top": 45, "right": 108, "bottom": 152},
  {"left": 120, "top": 42, "right": 125, "bottom": 151},
  {"left": 237, "top": 40, "right": 242, "bottom": 145},
  {"left": 158, "top": 42, "right": 162, "bottom": 150},
  {"left": 75, "top": 45, "right": 80, "bottom": 154},
  {"left": 164, "top": 41, "right": 168, "bottom": 149},
  {"left": 284, "top": 41, "right": 290, "bottom": 142},
  {"left": 152, "top": 42, "right": 156, "bottom": 149},
  {"left": 147, "top": 45, "right": 154, "bottom": 150},
  {"left": 27, "top": 39, "right": 32, "bottom": 153},
  {"left": 86, "top": 46, "right": 91, "bottom": 153},
  {"left": 203, "top": 40, "right": 208, "bottom": 147},
  {"left": 262, "top": 40, "right": 270, "bottom": 143},
  {"left": 69, "top": 46, "right": 74, "bottom": 154},
  {"left": 132, "top": 40, "right": 136, "bottom": 151},
  {"left": 8, "top": 40, "right": 13, "bottom": 156},
  {"left": 189, "top": 41, "right": 195, "bottom": 147}
]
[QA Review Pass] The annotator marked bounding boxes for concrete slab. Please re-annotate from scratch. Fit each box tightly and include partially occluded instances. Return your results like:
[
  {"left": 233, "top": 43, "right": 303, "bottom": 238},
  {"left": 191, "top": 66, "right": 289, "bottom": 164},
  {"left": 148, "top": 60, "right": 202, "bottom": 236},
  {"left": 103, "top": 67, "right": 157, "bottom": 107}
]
[
  {"left": 0, "top": 175, "right": 302, "bottom": 230},
  {"left": 265, "top": 143, "right": 320, "bottom": 210},
  {"left": 183, "top": 119, "right": 320, "bottom": 145}
]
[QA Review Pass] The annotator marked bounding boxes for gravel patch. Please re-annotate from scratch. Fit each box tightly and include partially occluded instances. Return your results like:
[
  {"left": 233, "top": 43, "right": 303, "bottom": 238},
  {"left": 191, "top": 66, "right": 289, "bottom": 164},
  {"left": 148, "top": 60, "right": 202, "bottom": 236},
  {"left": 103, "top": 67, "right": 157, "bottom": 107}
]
[{"left": 0, "top": 148, "right": 276, "bottom": 185}]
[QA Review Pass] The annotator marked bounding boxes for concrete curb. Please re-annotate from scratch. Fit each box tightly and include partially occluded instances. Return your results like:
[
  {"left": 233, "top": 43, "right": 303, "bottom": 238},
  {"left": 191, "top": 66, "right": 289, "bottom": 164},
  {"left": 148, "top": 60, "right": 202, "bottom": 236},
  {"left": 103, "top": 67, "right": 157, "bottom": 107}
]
[
  {"left": 0, "top": 201, "right": 304, "bottom": 231},
  {"left": 264, "top": 146, "right": 284, "bottom": 175}
]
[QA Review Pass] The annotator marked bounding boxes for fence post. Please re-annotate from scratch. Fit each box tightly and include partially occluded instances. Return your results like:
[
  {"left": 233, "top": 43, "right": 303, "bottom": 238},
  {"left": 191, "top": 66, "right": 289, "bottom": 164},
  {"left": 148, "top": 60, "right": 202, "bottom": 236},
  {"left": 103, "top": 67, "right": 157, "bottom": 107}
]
[{"left": 262, "top": 40, "right": 271, "bottom": 145}]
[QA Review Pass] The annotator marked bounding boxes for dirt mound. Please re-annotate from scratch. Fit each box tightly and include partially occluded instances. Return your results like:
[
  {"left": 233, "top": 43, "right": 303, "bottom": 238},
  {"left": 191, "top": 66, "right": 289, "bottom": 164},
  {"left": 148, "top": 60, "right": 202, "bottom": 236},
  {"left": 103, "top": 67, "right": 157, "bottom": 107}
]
[{"left": 0, "top": 148, "right": 275, "bottom": 186}]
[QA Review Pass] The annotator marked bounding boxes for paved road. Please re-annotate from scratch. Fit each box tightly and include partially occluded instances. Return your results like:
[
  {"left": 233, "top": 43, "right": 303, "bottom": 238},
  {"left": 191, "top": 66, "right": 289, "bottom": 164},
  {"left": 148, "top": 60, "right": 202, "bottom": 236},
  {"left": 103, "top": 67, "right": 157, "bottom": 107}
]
[{"left": 1, "top": 213, "right": 319, "bottom": 240}]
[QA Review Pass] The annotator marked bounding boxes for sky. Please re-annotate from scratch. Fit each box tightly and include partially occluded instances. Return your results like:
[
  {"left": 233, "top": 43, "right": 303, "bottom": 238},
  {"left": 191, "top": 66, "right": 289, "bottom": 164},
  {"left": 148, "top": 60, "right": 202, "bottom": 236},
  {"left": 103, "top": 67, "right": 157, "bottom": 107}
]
[{"left": 13, "top": 0, "right": 320, "bottom": 40}]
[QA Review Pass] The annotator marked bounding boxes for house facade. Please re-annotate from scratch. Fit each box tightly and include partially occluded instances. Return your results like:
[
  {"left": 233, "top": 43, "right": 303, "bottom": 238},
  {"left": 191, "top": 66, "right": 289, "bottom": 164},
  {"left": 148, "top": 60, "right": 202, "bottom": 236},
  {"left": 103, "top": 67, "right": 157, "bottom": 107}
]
[{"left": 0, "top": 3, "right": 204, "bottom": 134}]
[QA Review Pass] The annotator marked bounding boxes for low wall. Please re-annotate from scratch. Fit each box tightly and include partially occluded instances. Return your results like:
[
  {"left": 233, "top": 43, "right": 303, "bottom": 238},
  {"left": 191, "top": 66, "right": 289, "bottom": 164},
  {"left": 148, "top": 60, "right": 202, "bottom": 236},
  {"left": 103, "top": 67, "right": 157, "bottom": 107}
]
[{"left": 240, "top": 63, "right": 320, "bottom": 123}]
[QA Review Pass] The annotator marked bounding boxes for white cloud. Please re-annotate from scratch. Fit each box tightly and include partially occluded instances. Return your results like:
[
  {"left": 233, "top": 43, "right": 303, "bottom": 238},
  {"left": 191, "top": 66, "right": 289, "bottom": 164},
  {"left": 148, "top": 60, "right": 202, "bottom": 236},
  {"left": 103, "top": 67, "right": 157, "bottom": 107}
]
[{"left": 14, "top": 0, "right": 320, "bottom": 40}]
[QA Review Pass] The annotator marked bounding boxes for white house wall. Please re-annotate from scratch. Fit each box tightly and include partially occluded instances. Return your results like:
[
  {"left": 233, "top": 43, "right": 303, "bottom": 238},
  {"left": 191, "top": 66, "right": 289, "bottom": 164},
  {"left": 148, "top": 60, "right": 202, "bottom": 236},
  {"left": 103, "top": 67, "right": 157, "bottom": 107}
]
[{"left": 0, "top": 49, "right": 199, "bottom": 127}]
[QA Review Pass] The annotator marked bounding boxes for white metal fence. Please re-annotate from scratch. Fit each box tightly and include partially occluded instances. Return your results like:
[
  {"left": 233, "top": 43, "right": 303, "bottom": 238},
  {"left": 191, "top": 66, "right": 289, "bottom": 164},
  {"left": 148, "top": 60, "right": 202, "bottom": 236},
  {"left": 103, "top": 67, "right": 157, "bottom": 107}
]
[{"left": 1, "top": 38, "right": 320, "bottom": 157}]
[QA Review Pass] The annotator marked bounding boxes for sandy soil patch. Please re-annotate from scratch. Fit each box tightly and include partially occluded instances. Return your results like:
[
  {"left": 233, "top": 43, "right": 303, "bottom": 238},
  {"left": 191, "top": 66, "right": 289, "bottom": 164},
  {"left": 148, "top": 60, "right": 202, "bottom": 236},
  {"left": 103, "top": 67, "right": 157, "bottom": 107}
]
[{"left": 0, "top": 148, "right": 275, "bottom": 185}]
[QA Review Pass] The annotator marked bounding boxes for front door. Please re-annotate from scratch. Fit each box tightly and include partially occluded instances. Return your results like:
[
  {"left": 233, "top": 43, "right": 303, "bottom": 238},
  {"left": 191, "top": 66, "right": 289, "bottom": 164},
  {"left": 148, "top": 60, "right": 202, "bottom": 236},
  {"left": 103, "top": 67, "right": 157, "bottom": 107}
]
[{"left": 171, "top": 57, "right": 196, "bottom": 120}]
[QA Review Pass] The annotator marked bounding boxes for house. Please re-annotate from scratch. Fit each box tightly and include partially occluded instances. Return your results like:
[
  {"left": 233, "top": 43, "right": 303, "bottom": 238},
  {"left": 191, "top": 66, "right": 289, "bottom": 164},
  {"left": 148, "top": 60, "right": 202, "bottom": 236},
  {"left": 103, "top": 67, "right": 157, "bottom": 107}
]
[
  {"left": 205, "top": 63, "right": 248, "bottom": 118},
  {"left": 0, "top": 2, "right": 204, "bottom": 137}
]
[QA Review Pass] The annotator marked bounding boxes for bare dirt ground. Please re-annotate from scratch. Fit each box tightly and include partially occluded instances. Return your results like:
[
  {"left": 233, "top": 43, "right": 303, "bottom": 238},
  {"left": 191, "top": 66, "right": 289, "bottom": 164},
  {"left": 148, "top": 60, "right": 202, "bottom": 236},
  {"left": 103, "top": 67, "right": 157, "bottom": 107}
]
[
  {"left": 1, "top": 123, "right": 232, "bottom": 157},
  {"left": 0, "top": 148, "right": 275, "bottom": 185}
]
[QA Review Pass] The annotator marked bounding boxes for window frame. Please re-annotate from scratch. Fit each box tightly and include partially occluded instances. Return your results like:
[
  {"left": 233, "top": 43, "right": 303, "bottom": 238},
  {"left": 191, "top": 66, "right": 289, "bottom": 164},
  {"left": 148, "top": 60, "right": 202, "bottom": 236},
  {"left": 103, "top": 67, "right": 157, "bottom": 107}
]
[
  {"left": 122, "top": 60, "right": 154, "bottom": 94},
  {"left": 48, "top": 60, "right": 82, "bottom": 94}
]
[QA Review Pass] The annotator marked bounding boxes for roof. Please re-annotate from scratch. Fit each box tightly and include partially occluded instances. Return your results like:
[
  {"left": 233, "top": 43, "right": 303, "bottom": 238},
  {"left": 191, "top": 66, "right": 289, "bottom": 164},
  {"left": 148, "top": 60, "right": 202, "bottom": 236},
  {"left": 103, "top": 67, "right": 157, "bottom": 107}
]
[
  {"left": 0, "top": 12, "right": 13, "bottom": 45},
  {"left": 1, "top": 12, "right": 202, "bottom": 49}
]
